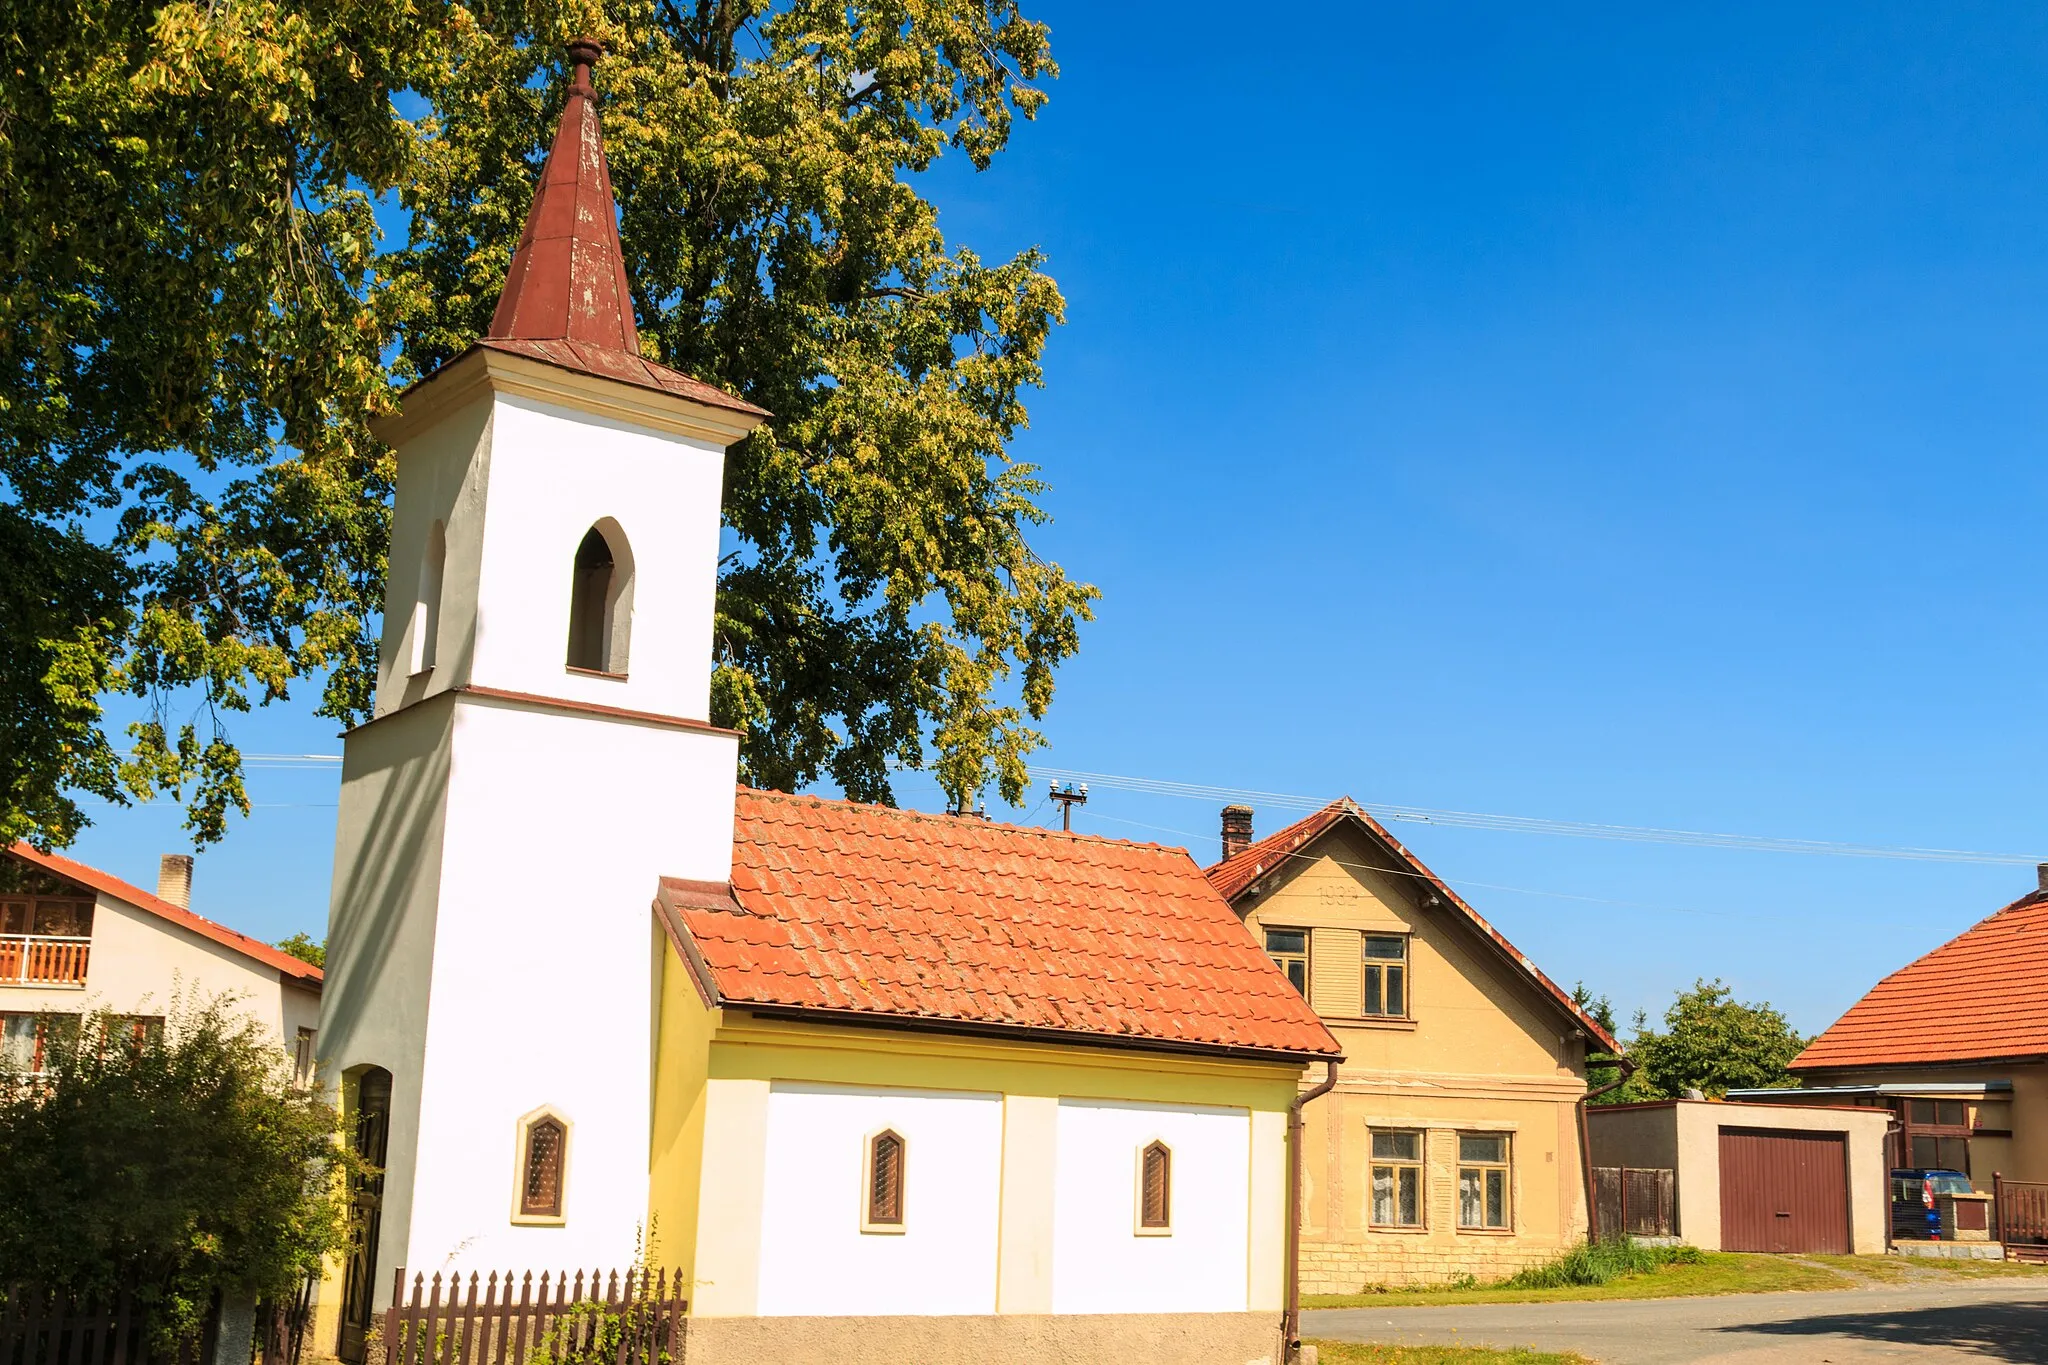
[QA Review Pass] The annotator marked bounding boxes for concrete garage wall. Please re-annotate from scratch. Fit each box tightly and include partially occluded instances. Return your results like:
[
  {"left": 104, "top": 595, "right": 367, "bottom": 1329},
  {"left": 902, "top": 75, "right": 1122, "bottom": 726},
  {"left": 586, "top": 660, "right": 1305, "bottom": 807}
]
[
  {"left": 679, "top": 1311, "right": 1282, "bottom": 1365},
  {"left": 1589, "top": 1100, "right": 1891, "bottom": 1254}
]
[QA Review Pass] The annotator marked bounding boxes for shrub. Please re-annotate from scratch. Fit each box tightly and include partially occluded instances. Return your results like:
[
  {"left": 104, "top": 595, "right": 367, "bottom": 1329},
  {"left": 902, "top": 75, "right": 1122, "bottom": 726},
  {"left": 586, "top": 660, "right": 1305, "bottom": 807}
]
[
  {"left": 0, "top": 993, "right": 359, "bottom": 1345},
  {"left": 1503, "top": 1238, "right": 1703, "bottom": 1289}
]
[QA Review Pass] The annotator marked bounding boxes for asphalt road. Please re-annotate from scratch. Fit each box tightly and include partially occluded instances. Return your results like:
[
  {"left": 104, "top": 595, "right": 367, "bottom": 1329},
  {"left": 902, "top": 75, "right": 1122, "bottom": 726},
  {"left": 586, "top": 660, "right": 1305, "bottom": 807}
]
[{"left": 1303, "top": 1279, "right": 2048, "bottom": 1364}]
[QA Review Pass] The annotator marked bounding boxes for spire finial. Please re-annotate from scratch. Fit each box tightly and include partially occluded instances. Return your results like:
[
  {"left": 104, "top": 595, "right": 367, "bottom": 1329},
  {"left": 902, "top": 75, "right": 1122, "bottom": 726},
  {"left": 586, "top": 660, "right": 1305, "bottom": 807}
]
[{"left": 566, "top": 37, "right": 603, "bottom": 95}]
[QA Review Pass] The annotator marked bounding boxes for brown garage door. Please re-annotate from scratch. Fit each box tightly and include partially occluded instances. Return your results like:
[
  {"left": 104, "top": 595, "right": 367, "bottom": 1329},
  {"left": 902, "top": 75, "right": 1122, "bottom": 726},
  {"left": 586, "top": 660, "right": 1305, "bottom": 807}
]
[{"left": 1718, "top": 1126, "right": 1849, "bottom": 1253}]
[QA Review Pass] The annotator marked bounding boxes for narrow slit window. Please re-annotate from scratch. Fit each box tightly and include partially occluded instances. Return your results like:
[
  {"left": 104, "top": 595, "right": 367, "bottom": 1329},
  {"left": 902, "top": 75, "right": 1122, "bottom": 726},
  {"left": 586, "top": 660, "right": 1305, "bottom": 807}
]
[
  {"left": 1139, "top": 1141, "right": 1172, "bottom": 1232},
  {"left": 1265, "top": 928, "right": 1309, "bottom": 997},
  {"left": 519, "top": 1114, "right": 568, "bottom": 1219},
  {"left": 409, "top": 520, "right": 445, "bottom": 675},
  {"left": 866, "top": 1129, "right": 906, "bottom": 1229},
  {"left": 1363, "top": 935, "right": 1408, "bottom": 1017}
]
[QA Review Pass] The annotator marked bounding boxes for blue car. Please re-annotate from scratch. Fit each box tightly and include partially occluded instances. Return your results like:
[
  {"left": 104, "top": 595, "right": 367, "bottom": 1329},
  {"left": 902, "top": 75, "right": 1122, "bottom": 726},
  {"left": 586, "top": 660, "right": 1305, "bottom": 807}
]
[{"left": 1891, "top": 1168, "right": 1973, "bottom": 1240}]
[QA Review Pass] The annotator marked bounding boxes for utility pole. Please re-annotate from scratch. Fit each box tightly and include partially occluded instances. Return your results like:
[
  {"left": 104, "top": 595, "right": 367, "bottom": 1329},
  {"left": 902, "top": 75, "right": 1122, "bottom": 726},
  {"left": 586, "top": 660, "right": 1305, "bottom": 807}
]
[{"left": 1050, "top": 781, "right": 1089, "bottom": 831}]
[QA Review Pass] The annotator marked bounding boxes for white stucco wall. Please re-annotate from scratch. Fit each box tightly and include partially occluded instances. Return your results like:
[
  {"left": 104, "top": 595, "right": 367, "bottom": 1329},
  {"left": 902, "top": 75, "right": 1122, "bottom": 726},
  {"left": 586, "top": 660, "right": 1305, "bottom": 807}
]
[
  {"left": 755, "top": 1083, "right": 1003, "bottom": 1316},
  {"left": 396, "top": 696, "right": 736, "bottom": 1276},
  {"left": 468, "top": 396, "right": 726, "bottom": 722},
  {"left": 1051, "top": 1099, "right": 1252, "bottom": 1315}
]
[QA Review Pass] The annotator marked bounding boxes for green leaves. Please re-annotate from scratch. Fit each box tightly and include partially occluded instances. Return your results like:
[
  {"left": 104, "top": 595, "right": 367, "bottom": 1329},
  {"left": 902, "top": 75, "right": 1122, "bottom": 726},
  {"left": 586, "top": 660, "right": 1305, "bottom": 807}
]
[
  {"left": 5, "top": 0, "right": 1090, "bottom": 844},
  {"left": 1601, "top": 978, "right": 1808, "bottom": 1103},
  {"left": 0, "top": 996, "right": 356, "bottom": 1334}
]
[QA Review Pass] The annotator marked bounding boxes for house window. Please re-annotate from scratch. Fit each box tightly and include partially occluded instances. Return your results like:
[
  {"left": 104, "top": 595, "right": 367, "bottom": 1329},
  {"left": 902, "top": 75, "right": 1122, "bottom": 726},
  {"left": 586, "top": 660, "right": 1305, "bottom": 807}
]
[
  {"left": 865, "top": 1129, "right": 906, "bottom": 1231},
  {"left": 1265, "top": 928, "right": 1309, "bottom": 996},
  {"left": 565, "top": 522, "right": 634, "bottom": 675},
  {"left": 1906, "top": 1099, "right": 1971, "bottom": 1174},
  {"left": 1138, "top": 1141, "right": 1172, "bottom": 1233},
  {"left": 1363, "top": 935, "right": 1408, "bottom": 1016},
  {"left": 1458, "top": 1133, "right": 1511, "bottom": 1229},
  {"left": 1370, "top": 1129, "right": 1424, "bottom": 1227},
  {"left": 513, "top": 1109, "right": 570, "bottom": 1222},
  {"left": 1, "top": 1012, "right": 79, "bottom": 1076}
]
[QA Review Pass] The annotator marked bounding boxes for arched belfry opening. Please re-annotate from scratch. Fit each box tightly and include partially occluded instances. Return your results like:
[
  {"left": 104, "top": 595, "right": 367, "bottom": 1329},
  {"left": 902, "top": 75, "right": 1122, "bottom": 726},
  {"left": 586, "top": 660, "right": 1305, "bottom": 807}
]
[{"left": 565, "top": 520, "right": 634, "bottom": 675}]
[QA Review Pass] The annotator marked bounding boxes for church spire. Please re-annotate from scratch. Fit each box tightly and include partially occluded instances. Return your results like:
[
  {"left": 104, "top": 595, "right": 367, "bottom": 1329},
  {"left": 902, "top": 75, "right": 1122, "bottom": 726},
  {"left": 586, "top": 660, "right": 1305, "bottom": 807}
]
[{"left": 487, "top": 39, "right": 640, "bottom": 352}]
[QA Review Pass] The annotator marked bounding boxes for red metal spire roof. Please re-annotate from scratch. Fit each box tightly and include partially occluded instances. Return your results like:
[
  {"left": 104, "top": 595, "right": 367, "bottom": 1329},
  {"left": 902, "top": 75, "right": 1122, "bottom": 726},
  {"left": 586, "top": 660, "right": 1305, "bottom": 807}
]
[
  {"left": 489, "top": 39, "right": 639, "bottom": 350},
  {"left": 471, "top": 41, "right": 767, "bottom": 418}
]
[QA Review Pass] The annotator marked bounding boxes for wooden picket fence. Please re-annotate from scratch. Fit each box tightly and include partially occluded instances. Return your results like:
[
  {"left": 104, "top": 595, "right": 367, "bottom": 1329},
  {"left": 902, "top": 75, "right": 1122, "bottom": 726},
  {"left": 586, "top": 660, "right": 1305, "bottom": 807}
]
[
  {"left": 380, "top": 1269, "right": 686, "bottom": 1365},
  {"left": 0, "top": 1285, "right": 203, "bottom": 1365}
]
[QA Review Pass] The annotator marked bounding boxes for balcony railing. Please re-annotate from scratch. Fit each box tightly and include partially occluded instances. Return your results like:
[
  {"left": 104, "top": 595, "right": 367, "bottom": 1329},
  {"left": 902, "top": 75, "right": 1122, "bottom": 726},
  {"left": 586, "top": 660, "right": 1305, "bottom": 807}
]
[{"left": 0, "top": 935, "right": 91, "bottom": 987}]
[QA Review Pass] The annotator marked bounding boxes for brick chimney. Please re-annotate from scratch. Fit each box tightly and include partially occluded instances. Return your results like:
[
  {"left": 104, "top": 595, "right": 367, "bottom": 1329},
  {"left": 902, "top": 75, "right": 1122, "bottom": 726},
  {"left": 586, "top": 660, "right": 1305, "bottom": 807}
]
[
  {"left": 2038, "top": 862, "right": 2048, "bottom": 894},
  {"left": 157, "top": 854, "right": 193, "bottom": 909},
  {"left": 1221, "top": 805, "right": 1254, "bottom": 862}
]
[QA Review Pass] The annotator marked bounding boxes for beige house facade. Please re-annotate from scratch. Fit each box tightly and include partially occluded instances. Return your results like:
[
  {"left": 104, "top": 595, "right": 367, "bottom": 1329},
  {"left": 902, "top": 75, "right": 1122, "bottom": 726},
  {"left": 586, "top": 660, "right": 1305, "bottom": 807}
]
[
  {"left": 1, "top": 843, "right": 322, "bottom": 1076},
  {"left": 1208, "top": 801, "right": 1619, "bottom": 1289}
]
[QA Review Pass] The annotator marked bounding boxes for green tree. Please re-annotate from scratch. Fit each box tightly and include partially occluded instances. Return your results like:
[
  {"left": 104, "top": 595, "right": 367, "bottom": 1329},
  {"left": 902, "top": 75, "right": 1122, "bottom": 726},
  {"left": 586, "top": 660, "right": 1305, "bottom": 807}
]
[
  {"left": 2, "top": 0, "right": 1092, "bottom": 849},
  {"left": 1612, "top": 978, "right": 1807, "bottom": 1102},
  {"left": 1571, "top": 981, "right": 1625, "bottom": 1094},
  {"left": 275, "top": 932, "right": 326, "bottom": 969},
  {"left": 0, "top": 997, "right": 356, "bottom": 1343}
]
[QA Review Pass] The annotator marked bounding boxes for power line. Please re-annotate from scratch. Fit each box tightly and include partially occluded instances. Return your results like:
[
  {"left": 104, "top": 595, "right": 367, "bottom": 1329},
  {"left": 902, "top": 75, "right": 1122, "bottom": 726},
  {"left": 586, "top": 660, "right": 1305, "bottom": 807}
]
[{"left": 1038, "top": 767, "right": 2045, "bottom": 867}]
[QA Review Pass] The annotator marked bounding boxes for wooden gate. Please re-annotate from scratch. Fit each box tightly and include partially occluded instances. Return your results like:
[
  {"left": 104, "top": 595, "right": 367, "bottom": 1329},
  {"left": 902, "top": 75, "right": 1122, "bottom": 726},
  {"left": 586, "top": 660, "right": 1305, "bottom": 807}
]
[
  {"left": 1592, "top": 1167, "right": 1677, "bottom": 1240},
  {"left": 1995, "top": 1176, "right": 2048, "bottom": 1263},
  {"left": 1718, "top": 1127, "right": 1849, "bottom": 1254}
]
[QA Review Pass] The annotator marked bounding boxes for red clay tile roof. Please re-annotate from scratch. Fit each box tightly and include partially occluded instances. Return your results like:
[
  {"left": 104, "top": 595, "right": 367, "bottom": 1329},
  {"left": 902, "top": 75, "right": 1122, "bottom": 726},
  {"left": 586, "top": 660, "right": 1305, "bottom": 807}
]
[
  {"left": 660, "top": 790, "right": 1342, "bottom": 1060},
  {"left": 1205, "top": 800, "right": 1621, "bottom": 1055},
  {"left": 5, "top": 843, "right": 323, "bottom": 986},
  {"left": 1794, "top": 888, "right": 2048, "bottom": 1070}
]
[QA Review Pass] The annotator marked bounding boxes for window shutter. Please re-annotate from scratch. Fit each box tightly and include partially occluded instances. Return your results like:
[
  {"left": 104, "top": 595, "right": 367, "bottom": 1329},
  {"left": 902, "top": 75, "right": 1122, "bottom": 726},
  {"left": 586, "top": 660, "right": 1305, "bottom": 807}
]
[
  {"left": 1140, "top": 1141, "right": 1172, "bottom": 1229},
  {"left": 868, "top": 1131, "right": 905, "bottom": 1225},
  {"left": 522, "top": 1117, "right": 566, "bottom": 1217}
]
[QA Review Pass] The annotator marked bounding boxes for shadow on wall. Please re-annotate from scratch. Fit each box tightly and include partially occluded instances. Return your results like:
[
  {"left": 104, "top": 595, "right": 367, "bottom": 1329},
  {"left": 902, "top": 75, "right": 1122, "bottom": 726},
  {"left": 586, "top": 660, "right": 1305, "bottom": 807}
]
[{"left": 1715, "top": 1299, "right": 2048, "bottom": 1363}]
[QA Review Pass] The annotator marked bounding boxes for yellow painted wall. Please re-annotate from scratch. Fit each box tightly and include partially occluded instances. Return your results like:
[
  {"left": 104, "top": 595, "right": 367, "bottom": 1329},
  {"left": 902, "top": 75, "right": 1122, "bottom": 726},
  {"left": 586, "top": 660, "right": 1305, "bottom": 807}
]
[
  {"left": 647, "top": 939, "right": 719, "bottom": 1289},
  {"left": 1236, "top": 821, "right": 1591, "bottom": 1287}
]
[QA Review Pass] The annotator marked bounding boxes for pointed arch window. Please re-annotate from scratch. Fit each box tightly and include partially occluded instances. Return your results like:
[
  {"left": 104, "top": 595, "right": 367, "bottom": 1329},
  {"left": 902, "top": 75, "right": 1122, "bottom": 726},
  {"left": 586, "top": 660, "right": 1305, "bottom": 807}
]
[
  {"left": 1138, "top": 1140, "right": 1172, "bottom": 1233},
  {"left": 565, "top": 521, "right": 634, "bottom": 676},
  {"left": 863, "top": 1129, "right": 906, "bottom": 1232},
  {"left": 512, "top": 1106, "right": 571, "bottom": 1224},
  {"left": 408, "top": 520, "right": 445, "bottom": 675}
]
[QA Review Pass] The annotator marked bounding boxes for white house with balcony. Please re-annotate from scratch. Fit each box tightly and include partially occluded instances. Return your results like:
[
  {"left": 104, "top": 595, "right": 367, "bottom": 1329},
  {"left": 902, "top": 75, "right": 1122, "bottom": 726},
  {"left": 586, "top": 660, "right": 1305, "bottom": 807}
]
[{"left": 0, "top": 843, "right": 323, "bottom": 1075}]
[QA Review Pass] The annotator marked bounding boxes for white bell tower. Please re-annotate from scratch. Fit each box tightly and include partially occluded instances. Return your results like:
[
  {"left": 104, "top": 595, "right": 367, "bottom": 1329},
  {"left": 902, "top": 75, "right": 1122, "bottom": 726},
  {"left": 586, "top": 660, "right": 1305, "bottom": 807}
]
[{"left": 316, "top": 38, "right": 765, "bottom": 1334}]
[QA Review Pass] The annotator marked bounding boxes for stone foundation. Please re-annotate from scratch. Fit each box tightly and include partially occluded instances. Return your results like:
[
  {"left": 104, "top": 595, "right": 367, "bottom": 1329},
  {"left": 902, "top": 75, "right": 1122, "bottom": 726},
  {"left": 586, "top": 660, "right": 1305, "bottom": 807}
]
[
  {"left": 1299, "top": 1237, "right": 1566, "bottom": 1292},
  {"left": 679, "top": 1311, "right": 1284, "bottom": 1365}
]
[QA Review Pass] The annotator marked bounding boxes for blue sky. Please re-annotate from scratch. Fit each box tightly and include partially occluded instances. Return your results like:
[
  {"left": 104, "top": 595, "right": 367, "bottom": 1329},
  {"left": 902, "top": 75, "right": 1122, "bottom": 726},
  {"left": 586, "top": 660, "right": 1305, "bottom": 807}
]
[{"left": 67, "top": 2, "right": 2048, "bottom": 1037}]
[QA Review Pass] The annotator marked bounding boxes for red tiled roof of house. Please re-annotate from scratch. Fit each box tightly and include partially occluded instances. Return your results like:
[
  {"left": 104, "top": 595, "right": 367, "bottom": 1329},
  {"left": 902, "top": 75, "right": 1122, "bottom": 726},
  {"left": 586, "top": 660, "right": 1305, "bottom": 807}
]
[
  {"left": 5, "top": 843, "right": 323, "bottom": 986},
  {"left": 659, "top": 790, "right": 1342, "bottom": 1060},
  {"left": 1205, "top": 800, "right": 1621, "bottom": 1055},
  {"left": 1793, "top": 888, "right": 2048, "bottom": 1070}
]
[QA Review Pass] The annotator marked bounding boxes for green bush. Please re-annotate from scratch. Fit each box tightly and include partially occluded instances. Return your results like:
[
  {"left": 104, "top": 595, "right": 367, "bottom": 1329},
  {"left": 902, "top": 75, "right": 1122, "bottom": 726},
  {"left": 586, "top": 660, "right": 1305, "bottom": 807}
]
[
  {"left": 1504, "top": 1238, "right": 1704, "bottom": 1289},
  {"left": 0, "top": 994, "right": 359, "bottom": 1345}
]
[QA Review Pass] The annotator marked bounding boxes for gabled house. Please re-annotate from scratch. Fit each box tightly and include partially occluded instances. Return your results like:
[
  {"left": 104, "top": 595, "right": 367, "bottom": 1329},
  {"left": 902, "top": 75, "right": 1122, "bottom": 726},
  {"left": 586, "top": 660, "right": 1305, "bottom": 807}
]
[
  {"left": 314, "top": 40, "right": 1339, "bottom": 1365},
  {"left": 1736, "top": 865, "right": 2048, "bottom": 1190},
  {"left": 1206, "top": 800, "right": 1621, "bottom": 1288},
  {"left": 0, "top": 843, "right": 322, "bottom": 1077}
]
